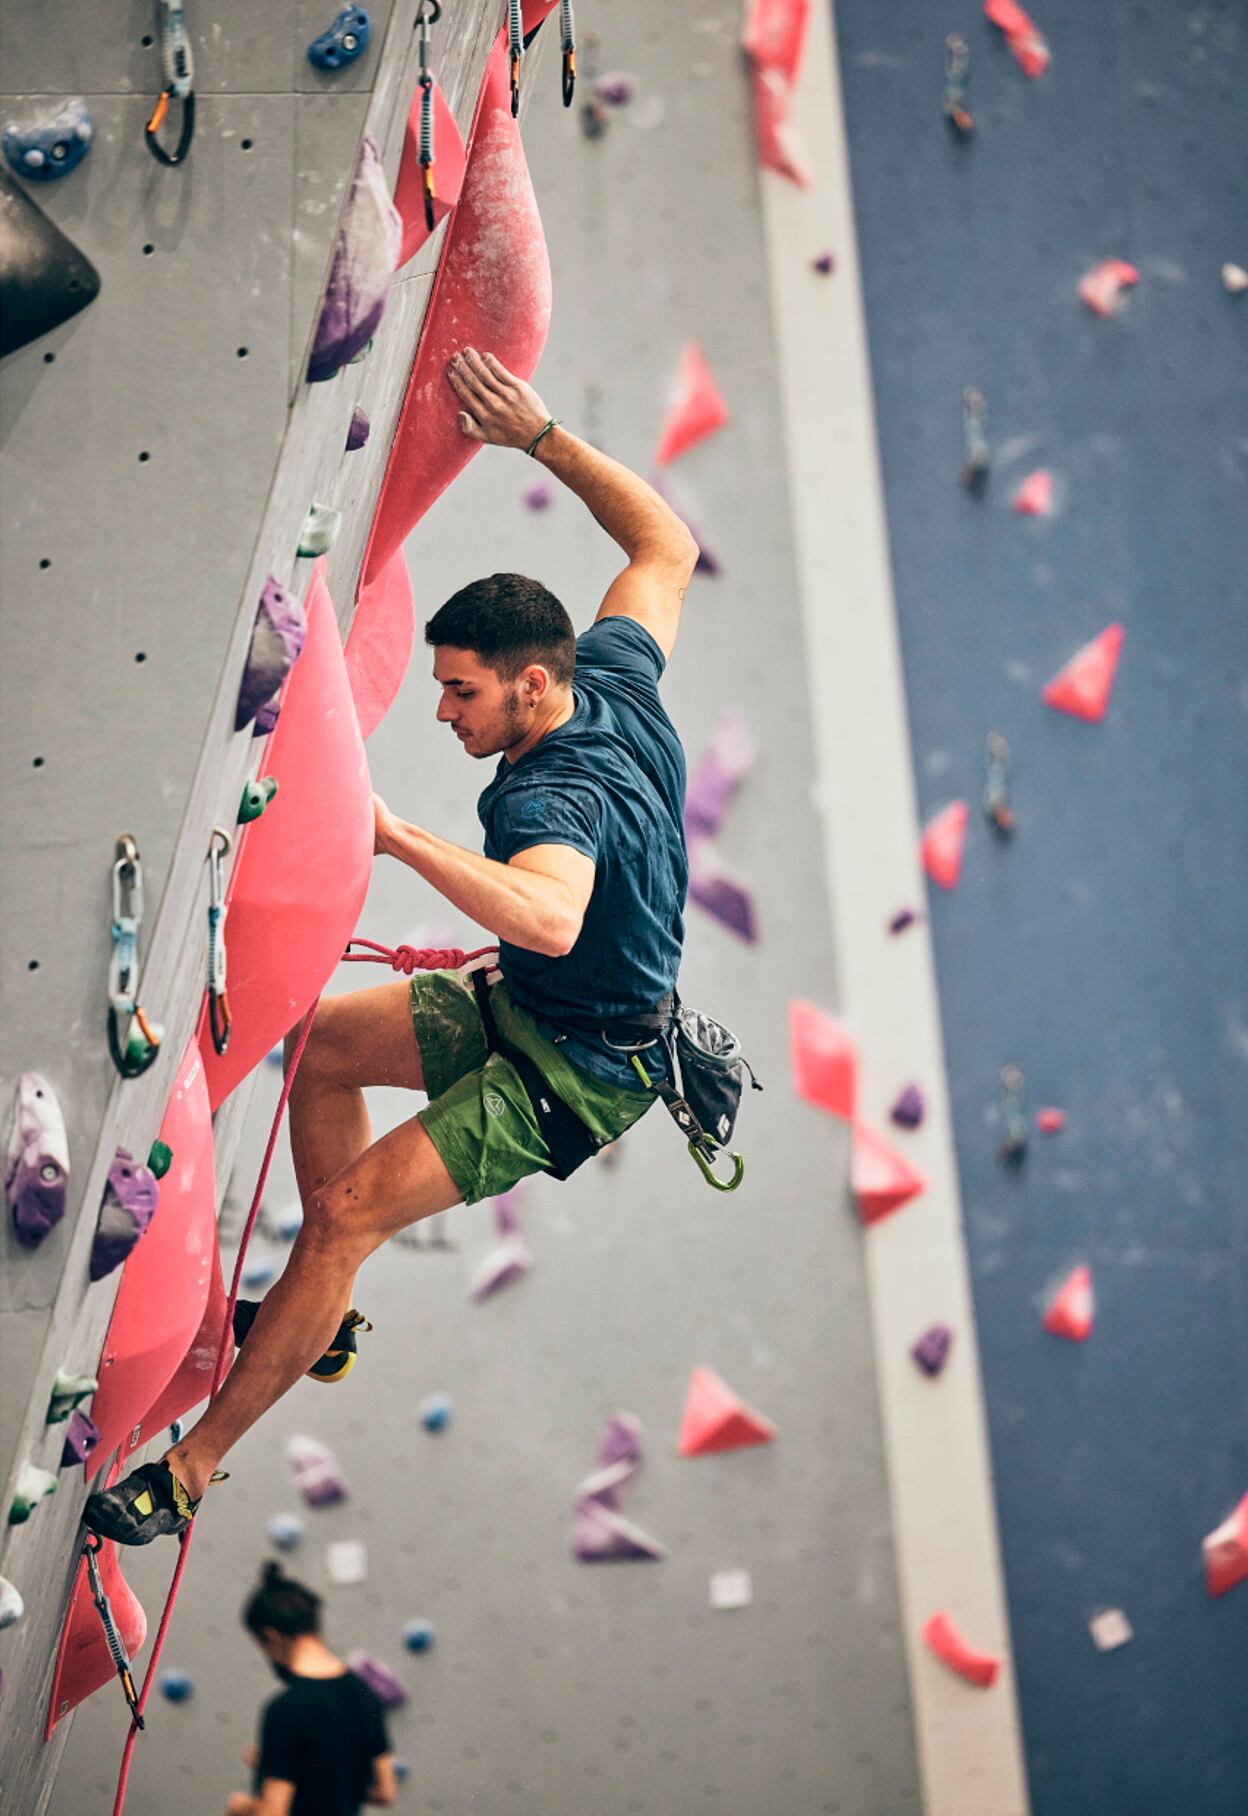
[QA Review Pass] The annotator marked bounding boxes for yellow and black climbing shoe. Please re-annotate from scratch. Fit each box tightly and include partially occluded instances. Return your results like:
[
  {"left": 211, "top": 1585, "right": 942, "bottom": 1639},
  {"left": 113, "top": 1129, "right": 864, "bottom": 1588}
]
[
  {"left": 232, "top": 1300, "right": 373, "bottom": 1385},
  {"left": 83, "top": 1460, "right": 226, "bottom": 1547}
]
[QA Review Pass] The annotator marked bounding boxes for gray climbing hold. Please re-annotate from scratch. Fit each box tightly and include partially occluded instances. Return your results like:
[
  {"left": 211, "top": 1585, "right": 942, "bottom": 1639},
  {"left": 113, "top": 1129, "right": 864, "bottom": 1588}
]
[
  {"left": 308, "top": 8, "right": 373, "bottom": 71},
  {"left": 89, "top": 1147, "right": 159, "bottom": 1281},
  {"left": 307, "top": 136, "right": 401, "bottom": 382},
  {"left": 297, "top": 502, "right": 342, "bottom": 558},
  {"left": 5, "top": 1072, "right": 69, "bottom": 1248},
  {"left": 235, "top": 575, "right": 307, "bottom": 732},
  {"left": 3, "top": 99, "right": 93, "bottom": 182},
  {"left": 8, "top": 1462, "right": 57, "bottom": 1524},
  {"left": 61, "top": 1409, "right": 100, "bottom": 1468},
  {"left": 345, "top": 405, "right": 370, "bottom": 450},
  {"left": 46, "top": 1368, "right": 98, "bottom": 1424},
  {"left": 0, "top": 1575, "right": 24, "bottom": 1630}
]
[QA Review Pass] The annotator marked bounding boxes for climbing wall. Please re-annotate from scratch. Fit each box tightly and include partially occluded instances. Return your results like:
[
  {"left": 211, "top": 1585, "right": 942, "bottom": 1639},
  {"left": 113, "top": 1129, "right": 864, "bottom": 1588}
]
[
  {"left": 0, "top": 2, "right": 509, "bottom": 1805},
  {"left": 833, "top": 3, "right": 1248, "bottom": 1813},
  {"left": 49, "top": 5, "right": 924, "bottom": 1815}
]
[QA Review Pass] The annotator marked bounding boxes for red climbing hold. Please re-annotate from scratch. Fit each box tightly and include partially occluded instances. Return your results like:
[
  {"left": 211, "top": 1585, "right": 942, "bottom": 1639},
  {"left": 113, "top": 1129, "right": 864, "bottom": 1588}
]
[
  {"left": 1036, "top": 1107, "right": 1066, "bottom": 1133},
  {"left": 46, "top": 1540, "right": 146, "bottom": 1734},
  {"left": 654, "top": 344, "right": 730, "bottom": 467},
  {"left": 1202, "top": 1493, "right": 1248, "bottom": 1599},
  {"left": 742, "top": 0, "right": 812, "bottom": 186},
  {"left": 1043, "top": 1264, "right": 1093, "bottom": 1341},
  {"left": 1042, "top": 624, "right": 1124, "bottom": 723},
  {"left": 392, "top": 76, "right": 467, "bottom": 267},
  {"left": 920, "top": 800, "right": 969, "bottom": 891},
  {"left": 983, "top": 0, "right": 1050, "bottom": 80},
  {"left": 1012, "top": 469, "right": 1053, "bottom": 516},
  {"left": 88, "top": 1039, "right": 217, "bottom": 1472},
  {"left": 362, "top": 25, "right": 554, "bottom": 588},
  {"left": 199, "top": 561, "right": 373, "bottom": 1109},
  {"left": 1078, "top": 259, "right": 1139, "bottom": 318},
  {"left": 678, "top": 1366, "right": 777, "bottom": 1457},
  {"left": 921, "top": 1611, "right": 1001, "bottom": 1687},
  {"left": 851, "top": 1120, "right": 928, "bottom": 1225},
  {"left": 788, "top": 999, "right": 856, "bottom": 1122},
  {"left": 344, "top": 546, "right": 415, "bottom": 742}
]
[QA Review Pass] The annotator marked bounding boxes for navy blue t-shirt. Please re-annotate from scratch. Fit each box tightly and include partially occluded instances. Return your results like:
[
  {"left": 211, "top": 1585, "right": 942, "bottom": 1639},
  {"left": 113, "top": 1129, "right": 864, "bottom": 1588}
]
[{"left": 477, "top": 616, "right": 687, "bottom": 1090}]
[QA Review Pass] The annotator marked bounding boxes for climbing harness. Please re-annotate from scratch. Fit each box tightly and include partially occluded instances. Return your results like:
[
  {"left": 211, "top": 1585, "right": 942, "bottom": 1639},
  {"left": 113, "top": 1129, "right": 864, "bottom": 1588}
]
[
  {"left": 107, "top": 837, "right": 164, "bottom": 1079},
  {"left": 943, "top": 35, "right": 974, "bottom": 137},
  {"left": 559, "top": 0, "right": 577, "bottom": 107},
  {"left": 619, "top": 1004, "right": 761, "bottom": 1194},
  {"left": 508, "top": 0, "right": 525, "bottom": 117},
  {"left": 983, "top": 730, "right": 1015, "bottom": 837},
  {"left": 144, "top": 2, "right": 195, "bottom": 167},
  {"left": 416, "top": 1, "right": 441, "bottom": 232},
  {"left": 84, "top": 1537, "right": 144, "bottom": 1729},
  {"left": 206, "top": 829, "right": 232, "bottom": 1058},
  {"left": 472, "top": 966, "right": 603, "bottom": 1181}
]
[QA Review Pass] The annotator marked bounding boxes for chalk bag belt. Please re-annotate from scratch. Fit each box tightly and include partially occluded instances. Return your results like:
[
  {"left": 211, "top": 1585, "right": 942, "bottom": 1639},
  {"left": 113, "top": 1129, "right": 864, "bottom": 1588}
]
[{"left": 470, "top": 969, "right": 600, "bottom": 1182}]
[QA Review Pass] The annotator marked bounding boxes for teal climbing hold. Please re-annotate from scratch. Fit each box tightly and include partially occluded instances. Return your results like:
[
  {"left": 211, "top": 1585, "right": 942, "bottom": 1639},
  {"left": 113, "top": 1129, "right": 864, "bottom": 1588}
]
[
  {"left": 147, "top": 1138, "right": 174, "bottom": 1180},
  {"left": 238, "top": 776, "right": 279, "bottom": 823}
]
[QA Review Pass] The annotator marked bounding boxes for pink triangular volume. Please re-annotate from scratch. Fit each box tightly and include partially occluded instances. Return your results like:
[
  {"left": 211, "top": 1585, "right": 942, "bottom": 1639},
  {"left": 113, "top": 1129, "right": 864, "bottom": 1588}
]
[
  {"left": 655, "top": 344, "right": 729, "bottom": 466},
  {"left": 1042, "top": 625, "right": 1124, "bottom": 723},
  {"left": 741, "top": 0, "right": 813, "bottom": 185},
  {"left": 678, "top": 1366, "right": 777, "bottom": 1456},
  {"left": 920, "top": 801, "right": 969, "bottom": 890},
  {"left": 789, "top": 999, "right": 856, "bottom": 1122},
  {"left": 1202, "top": 1493, "right": 1248, "bottom": 1599},
  {"left": 1043, "top": 1265, "right": 1093, "bottom": 1341},
  {"left": 851, "top": 1120, "right": 928, "bottom": 1225}
]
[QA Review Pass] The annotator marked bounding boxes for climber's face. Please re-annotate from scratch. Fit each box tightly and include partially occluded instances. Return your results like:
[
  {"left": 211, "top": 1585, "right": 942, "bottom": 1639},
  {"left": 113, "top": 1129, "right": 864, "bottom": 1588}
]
[{"left": 432, "top": 646, "right": 533, "bottom": 760}]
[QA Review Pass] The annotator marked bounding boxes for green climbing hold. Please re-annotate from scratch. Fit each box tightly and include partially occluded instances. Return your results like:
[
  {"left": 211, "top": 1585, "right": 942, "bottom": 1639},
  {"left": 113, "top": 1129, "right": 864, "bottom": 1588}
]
[
  {"left": 297, "top": 504, "right": 342, "bottom": 559},
  {"left": 46, "top": 1369, "right": 99, "bottom": 1423},
  {"left": 238, "top": 776, "right": 279, "bottom": 824},
  {"left": 147, "top": 1138, "right": 174, "bottom": 1180},
  {"left": 9, "top": 1463, "right": 57, "bottom": 1524}
]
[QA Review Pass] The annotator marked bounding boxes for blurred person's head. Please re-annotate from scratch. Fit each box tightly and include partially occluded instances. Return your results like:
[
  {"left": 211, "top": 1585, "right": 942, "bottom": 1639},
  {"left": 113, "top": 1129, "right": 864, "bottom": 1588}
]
[
  {"left": 242, "top": 1562, "right": 323, "bottom": 1678},
  {"left": 425, "top": 574, "right": 575, "bottom": 759}
]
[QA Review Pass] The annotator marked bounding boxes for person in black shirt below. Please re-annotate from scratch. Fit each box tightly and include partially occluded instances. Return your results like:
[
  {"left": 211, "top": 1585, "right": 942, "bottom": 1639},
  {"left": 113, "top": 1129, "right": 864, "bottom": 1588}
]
[{"left": 225, "top": 1562, "right": 397, "bottom": 1816}]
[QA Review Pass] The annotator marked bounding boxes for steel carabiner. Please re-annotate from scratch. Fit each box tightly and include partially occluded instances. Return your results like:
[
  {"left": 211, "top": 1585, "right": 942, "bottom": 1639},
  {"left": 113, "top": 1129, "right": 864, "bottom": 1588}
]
[{"left": 145, "top": 2, "right": 196, "bottom": 166}]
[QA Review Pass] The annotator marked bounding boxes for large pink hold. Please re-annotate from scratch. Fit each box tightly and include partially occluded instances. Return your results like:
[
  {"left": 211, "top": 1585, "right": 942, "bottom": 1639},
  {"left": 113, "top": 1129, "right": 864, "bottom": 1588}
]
[
  {"left": 922, "top": 1611, "right": 1001, "bottom": 1687},
  {"left": 1078, "top": 259, "right": 1139, "bottom": 318},
  {"left": 89, "top": 1039, "right": 218, "bottom": 1473},
  {"left": 1202, "top": 1493, "right": 1248, "bottom": 1598},
  {"left": 654, "top": 344, "right": 730, "bottom": 466},
  {"left": 1043, "top": 1264, "right": 1093, "bottom": 1341},
  {"left": 47, "top": 1541, "right": 146, "bottom": 1734},
  {"left": 851, "top": 1120, "right": 928, "bottom": 1225},
  {"left": 742, "top": 0, "right": 813, "bottom": 185},
  {"left": 983, "top": 0, "right": 1050, "bottom": 79},
  {"left": 1012, "top": 469, "right": 1053, "bottom": 516},
  {"left": 362, "top": 23, "right": 555, "bottom": 588},
  {"left": 789, "top": 999, "right": 856, "bottom": 1121},
  {"left": 920, "top": 801, "right": 969, "bottom": 890},
  {"left": 200, "top": 562, "right": 373, "bottom": 1110},
  {"left": 344, "top": 546, "right": 415, "bottom": 743},
  {"left": 1042, "top": 624, "right": 1124, "bottom": 723}
]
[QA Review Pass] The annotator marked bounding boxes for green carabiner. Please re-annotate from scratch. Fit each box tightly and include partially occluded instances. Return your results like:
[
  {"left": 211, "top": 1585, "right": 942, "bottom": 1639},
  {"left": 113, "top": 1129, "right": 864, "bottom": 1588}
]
[{"left": 688, "top": 1139, "right": 744, "bottom": 1193}]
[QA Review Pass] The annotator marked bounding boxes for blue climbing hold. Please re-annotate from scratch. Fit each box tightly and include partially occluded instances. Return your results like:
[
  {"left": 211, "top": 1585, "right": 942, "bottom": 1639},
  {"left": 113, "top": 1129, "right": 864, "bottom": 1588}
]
[
  {"left": 419, "top": 1392, "right": 453, "bottom": 1434},
  {"left": 401, "top": 1618, "right": 436, "bottom": 1653},
  {"left": 3, "top": 100, "right": 93, "bottom": 182},
  {"left": 393, "top": 1760, "right": 411, "bottom": 1784},
  {"left": 241, "top": 1256, "right": 278, "bottom": 1290},
  {"left": 266, "top": 1512, "right": 306, "bottom": 1552},
  {"left": 159, "top": 1668, "right": 194, "bottom": 1703},
  {"left": 308, "top": 8, "right": 372, "bottom": 71}
]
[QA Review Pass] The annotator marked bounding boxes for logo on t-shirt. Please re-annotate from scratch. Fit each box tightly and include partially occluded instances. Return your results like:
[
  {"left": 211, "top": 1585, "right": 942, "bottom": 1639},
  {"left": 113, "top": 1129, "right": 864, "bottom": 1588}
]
[
  {"left": 484, "top": 1091, "right": 507, "bottom": 1119},
  {"left": 514, "top": 794, "right": 549, "bottom": 824}
]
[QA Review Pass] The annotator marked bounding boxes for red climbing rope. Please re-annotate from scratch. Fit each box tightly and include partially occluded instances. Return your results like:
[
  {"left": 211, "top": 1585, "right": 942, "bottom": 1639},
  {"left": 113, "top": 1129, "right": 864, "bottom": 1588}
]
[{"left": 109, "top": 939, "right": 496, "bottom": 1813}]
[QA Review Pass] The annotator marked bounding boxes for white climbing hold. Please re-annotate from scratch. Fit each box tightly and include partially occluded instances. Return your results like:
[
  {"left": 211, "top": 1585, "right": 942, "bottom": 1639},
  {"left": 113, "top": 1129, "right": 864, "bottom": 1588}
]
[
  {"left": 297, "top": 502, "right": 343, "bottom": 558},
  {"left": 9, "top": 1463, "right": 57, "bottom": 1525},
  {"left": 0, "top": 1575, "right": 24, "bottom": 1630},
  {"left": 46, "top": 1368, "right": 99, "bottom": 1424},
  {"left": 1088, "top": 1607, "right": 1133, "bottom": 1651},
  {"left": 326, "top": 1539, "right": 367, "bottom": 1585},
  {"left": 1222, "top": 263, "right": 1248, "bottom": 295},
  {"left": 709, "top": 1568, "right": 753, "bottom": 1610}
]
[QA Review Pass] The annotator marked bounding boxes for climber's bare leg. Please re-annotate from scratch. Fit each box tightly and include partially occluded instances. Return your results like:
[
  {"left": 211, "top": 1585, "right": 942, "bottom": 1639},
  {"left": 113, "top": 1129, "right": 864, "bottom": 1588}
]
[{"left": 166, "top": 1111, "right": 462, "bottom": 1501}]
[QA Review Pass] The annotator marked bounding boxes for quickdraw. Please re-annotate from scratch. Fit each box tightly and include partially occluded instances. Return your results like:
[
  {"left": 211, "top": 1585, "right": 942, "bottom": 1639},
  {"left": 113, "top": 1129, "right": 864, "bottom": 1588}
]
[
  {"left": 84, "top": 1537, "right": 145, "bottom": 1730},
  {"left": 559, "top": 0, "right": 576, "bottom": 107},
  {"left": 416, "top": 1, "right": 442, "bottom": 232},
  {"left": 944, "top": 34, "right": 973, "bottom": 137},
  {"left": 960, "top": 385, "right": 989, "bottom": 495},
  {"left": 107, "top": 837, "right": 164, "bottom": 1079},
  {"left": 999, "top": 1064, "right": 1029, "bottom": 1169},
  {"left": 145, "top": 2, "right": 196, "bottom": 167},
  {"left": 206, "top": 829, "right": 232, "bottom": 1057},
  {"left": 508, "top": 0, "right": 525, "bottom": 117},
  {"left": 629, "top": 1050, "right": 746, "bottom": 1194},
  {"left": 983, "top": 730, "right": 1015, "bottom": 837}
]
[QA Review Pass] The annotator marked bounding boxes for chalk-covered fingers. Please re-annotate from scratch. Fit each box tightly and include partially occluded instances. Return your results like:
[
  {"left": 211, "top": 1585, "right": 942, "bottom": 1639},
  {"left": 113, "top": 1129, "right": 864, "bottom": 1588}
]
[{"left": 447, "top": 347, "right": 551, "bottom": 449}]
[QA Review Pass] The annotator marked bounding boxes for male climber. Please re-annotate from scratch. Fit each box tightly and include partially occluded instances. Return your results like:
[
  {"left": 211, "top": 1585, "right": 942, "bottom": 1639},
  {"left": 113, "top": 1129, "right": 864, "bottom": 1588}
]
[{"left": 85, "top": 348, "right": 698, "bottom": 1544}]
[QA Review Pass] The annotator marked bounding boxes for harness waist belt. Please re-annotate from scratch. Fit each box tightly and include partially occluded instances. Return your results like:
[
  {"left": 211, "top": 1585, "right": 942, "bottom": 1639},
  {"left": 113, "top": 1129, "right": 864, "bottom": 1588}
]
[{"left": 471, "top": 970, "right": 602, "bottom": 1182}]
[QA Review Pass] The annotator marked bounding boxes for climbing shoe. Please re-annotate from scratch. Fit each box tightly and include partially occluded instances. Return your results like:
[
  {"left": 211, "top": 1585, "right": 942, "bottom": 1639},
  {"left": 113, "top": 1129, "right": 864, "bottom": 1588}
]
[
  {"left": 232, "top": 1300, "right": 373, "bottom": 1384},
  {"left": 82, "top": 1460, "right": 225, "bottom": 1546}
]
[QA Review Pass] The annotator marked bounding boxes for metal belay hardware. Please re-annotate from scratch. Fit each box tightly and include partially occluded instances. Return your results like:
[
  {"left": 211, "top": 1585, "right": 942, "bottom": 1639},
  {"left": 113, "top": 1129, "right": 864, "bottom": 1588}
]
[
  {"left": 416, "top": 1, "right": 441, "bottom": 231},
  {"left": 107, "top": 836, "right": 164, "bottom": 1078},
  {"left": 206, "top": 829, "right": 232, "bottom": 1056},
  {"left": 84, "top": 1537, "right": 144, "bottom": 1729},
  {"left": 559, "top": 0, "right": 576, "bottom": 106},
  {"left": 625, "top": 1004, "right": 762, "bottom": 1194},
  {"left": 145, "top": 1, "right": 195, "bottom": 166}
]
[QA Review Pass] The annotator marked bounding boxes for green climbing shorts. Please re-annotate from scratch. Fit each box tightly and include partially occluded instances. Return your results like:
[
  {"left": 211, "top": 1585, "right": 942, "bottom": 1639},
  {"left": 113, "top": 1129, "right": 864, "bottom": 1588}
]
[{"left": 410, "top": 969, "right": 653, "bottom": 1204}]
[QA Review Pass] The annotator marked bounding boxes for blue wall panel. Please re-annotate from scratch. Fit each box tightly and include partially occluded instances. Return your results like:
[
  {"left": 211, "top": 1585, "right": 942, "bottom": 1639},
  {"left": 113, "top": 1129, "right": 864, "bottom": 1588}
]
[{"left": 835, "top": 4, "right": 1248, "bottom": 1811}]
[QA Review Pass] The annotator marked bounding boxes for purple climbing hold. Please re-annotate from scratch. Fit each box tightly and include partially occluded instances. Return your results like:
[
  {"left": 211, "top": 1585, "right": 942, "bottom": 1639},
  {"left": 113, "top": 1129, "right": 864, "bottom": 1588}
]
[
  {"left": 911, "top": 1324, "right": 953, "bottom": 1377},
  {"left": 687, "top": 837, "right": 759, "bottom": 944},
  {"left": 888, "top": 906, "right": 922, "bottom": 936},
  {"left": 5, "top": 1072, "right": 69, "bottom": 1249},
  {"left": 61, "top": 1409, "right": 100, "bottom": 1468},
  {"left": 89, "top": 1148, "right": 159, "bottom": 1281},
  {"left": 890, "top": 1084, "right": 925, "bottom": 1130},
  {"left": 523, "top": 479, "right": 553, "bottom": 512},
  {"left": 594, "top": 1412, "right": 644, "bottom": 1478},
  {"left": 812, "top": 251, "right": 836, "bottom": 275},
  {"left": 685, "top": 714, "right": 754, "bottom": 839},
  {"left": 253, "top": 699, "right": 281, "bottom": 737},
  {"left": 307, "top": 134, "right": 401, "bottom": 383},
  {"left": 573, "top": 1497, "right": 667, "bottom": 1563},
  {"left": 345, "top": 405, "right": 371, "bottom": 451},
  {"left": 347, "top": 1650, "right": 408, "bottom": 1708},
  {"left": 594, "top": 73, "right": 636, "bottom": 107},
  {"left": 235, "top": 576, "right": 307, "bottom": 732}
]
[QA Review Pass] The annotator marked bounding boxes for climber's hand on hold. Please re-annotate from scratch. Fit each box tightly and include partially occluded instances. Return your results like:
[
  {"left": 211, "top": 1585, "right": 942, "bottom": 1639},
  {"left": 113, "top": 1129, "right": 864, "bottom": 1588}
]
[
  {"left": 448, "top": 348, "right": 549, "bottom": 450},
  {"left": 373, "top": 793, "right": 397, "bottom": 858}
]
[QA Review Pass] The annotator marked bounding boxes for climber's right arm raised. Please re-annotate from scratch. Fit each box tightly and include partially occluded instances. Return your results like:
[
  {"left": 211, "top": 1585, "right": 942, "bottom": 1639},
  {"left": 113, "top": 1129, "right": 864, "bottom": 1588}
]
[{"left": 447, "top": 349, "right": 698, "bottom": 660}]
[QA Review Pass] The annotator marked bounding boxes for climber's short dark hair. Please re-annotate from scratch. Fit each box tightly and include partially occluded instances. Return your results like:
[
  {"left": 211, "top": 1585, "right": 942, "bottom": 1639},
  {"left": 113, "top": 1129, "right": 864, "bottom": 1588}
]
[
  {"left": 243, "top": 1561, "right": 322, "bottom": 1639},
  {"left": 425, "top": 573, "right": 576, "bottom": 689}
]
